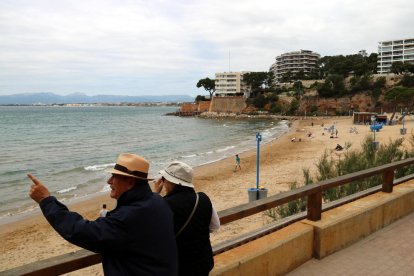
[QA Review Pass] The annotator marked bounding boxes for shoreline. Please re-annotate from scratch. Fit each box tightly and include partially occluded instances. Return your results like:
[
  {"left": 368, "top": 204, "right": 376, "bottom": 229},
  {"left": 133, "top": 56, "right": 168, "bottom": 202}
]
[
  {"left": 0, "top": 118, "right": 291, "bottom": 226},
  {"left": 2, "top": 115, "right": 413, "bottom": 274}
]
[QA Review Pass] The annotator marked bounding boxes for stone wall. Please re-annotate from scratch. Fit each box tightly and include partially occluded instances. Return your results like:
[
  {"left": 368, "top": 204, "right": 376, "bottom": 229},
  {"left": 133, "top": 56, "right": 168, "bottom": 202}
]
[
  {"left": 179, "top": 101, "right": 211, "bottom": 113},
  {"left": 198, "top": 101, "right": 211, "bottom": 112},
  {"left": 209, "top": 96, "right": 246, "bottom": 113},
  {"left": 180, "top": 102, "right": 198, "bottom": 113}
]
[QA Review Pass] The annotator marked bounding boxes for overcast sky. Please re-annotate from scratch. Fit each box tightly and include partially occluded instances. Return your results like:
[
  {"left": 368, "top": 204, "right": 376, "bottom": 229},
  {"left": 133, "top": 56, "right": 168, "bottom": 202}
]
[{"left": 1, "top": 0, "right": 413, "bottom": 96}]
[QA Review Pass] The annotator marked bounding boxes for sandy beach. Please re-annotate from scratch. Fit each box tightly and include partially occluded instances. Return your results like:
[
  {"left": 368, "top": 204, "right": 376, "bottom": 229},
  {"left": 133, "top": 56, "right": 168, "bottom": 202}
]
[{"left": 1, "top": 115, "right": 413, "bottom": 275}]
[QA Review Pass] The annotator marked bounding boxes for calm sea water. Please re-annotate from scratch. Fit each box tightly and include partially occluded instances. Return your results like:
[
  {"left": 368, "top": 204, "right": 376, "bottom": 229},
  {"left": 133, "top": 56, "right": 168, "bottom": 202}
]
[{"left": 0, "top": 106, "right": 289, "bottom": 221}]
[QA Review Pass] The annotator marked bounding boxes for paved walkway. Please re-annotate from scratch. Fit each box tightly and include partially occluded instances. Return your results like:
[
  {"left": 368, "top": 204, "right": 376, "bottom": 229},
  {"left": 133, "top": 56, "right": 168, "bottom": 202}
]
[{"left": 288, "top": 212, "right": 414, "bottom": 276}]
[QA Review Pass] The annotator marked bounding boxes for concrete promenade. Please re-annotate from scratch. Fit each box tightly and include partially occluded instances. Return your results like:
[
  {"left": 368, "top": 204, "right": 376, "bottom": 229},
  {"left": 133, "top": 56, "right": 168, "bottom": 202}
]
[{"left": 288, "top": 211, "right": 414, "bottom": 276}]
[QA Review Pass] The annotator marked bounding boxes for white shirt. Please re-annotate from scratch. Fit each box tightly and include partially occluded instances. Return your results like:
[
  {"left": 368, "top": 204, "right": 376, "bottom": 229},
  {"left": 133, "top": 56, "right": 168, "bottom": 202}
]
[
  {"left": 209, "top": 205, "right": 220, "bottom": 233},
  {"left": 99, "top": 209, "right": 108, "bottom": 217}
]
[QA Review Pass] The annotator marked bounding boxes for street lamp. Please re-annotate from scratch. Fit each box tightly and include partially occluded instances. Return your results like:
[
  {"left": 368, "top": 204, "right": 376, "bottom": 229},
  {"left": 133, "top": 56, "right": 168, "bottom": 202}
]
[{"left": 256, "top": 132, "right": 262, "bottom": 189}]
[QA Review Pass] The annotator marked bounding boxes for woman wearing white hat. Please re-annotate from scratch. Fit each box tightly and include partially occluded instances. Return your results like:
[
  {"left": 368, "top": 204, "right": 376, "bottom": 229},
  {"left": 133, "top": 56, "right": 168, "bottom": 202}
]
[{"left": 155, "top": 161, "right": 220, "bottom": 276}]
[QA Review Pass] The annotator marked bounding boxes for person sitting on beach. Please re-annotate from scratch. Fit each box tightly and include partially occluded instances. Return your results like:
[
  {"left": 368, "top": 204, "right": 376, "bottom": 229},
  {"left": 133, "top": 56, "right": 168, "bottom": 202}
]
[
  {"left": 28, "top": 153, "right": 178, "bottom": 276},
  {"left": 99, "top": 203, "right": 108, "bottom": 217},
  {"left": 234, "top": 154, "right": 241, "bottom": 171},
  {"left": 154, "top": 161, "right": 220, "bottom": 276},
  {"left": 335, "top": 144, "right": 344, "bottom": 151}
]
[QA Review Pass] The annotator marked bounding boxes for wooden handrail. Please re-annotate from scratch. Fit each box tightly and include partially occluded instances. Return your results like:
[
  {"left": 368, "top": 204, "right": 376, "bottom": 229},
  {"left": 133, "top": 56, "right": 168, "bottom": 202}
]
[
  {"left": 219, "top": 157, "right": 414, "bottom": 223},
  {"left": 2, "top": 157, "right": 414, "bottom": 276}
]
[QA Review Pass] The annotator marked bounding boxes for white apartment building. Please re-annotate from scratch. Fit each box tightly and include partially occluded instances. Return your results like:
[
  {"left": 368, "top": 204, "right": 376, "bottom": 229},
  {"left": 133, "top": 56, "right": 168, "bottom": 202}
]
[
  {"left": 377, "top": 38, "right": 414, "bottom": 73},
  {"left": 214, "top": 71, "right": 250, "bottom": 97},
  {"left": 270, "top": 50, "right": 320, "bottom": 82}
]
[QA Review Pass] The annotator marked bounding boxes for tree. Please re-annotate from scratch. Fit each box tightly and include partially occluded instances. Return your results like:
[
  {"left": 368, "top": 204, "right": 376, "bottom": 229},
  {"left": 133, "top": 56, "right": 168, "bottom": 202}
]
[
  {"left": 243, "top": 71, "right": 275, "bottom": 97},
  {"left": 293, "top": 70, "right": 305, "bottom": 81},
  {"left": 195, "top": 95, "right": 206, "bottom": 102},
  {"left": 196, "top": 78, "right": 215, "bottom": 98},
  {"left": 252, "top": 93, "right": 267, "bottom": 109},
  {"left": 293, "top": 81, "right": 304, "bottom": 96},
  {"left": 318, "top": 53, "right": 377, "bottom": 77},
  {"left": 281, "top": 71, "right": 293, "bottom": 83},
  {"left": 317, "top": 74, "right": 345, "bottom": 97},
  {"left": 373, "top": 76, "right": 386, "bottom": 89},
  {"left": 384, "top": 87, "right": 414, "bottom": 108},
  {"left": 390, "top": 61, "right": 405, "bottom": 75},
  {"left": 288, "top": 99, "right": 299, "bottom": 115},
  {"left": 403, "top": 63, "right": 414, "bottom": 74},
  {"left": 400, "top": 74, "right": 414, "bottom": 88}
]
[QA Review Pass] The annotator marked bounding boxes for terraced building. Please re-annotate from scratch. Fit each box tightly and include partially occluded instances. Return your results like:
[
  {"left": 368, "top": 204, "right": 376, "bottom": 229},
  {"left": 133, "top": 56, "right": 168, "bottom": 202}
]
[
  {"left": 377, "top": 38, "right": 414, "bottom": 73},
  {"left": 270, "top": 49, "right": 320, "bottom": 83}
]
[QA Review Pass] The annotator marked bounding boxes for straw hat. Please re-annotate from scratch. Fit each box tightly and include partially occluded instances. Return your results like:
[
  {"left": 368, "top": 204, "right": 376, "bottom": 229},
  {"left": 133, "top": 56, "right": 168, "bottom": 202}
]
[
  {"left": 110, "top": 153, "right": 151, "bottom": 180},
  {"left": 158, "top": 161, "right": 194, "bottom": 188}
]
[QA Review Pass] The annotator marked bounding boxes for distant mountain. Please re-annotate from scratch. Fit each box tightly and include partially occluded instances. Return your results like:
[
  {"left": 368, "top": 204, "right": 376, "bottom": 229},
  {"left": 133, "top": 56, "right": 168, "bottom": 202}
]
[{"left": 0, "top": 93, "right": 194, "bottom": 105}]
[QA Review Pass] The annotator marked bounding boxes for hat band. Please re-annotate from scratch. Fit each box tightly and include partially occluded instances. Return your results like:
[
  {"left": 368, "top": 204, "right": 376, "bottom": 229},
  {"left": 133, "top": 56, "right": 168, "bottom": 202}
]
[{"left": 114, "top": 164, "right": 148, "bottom": 179}]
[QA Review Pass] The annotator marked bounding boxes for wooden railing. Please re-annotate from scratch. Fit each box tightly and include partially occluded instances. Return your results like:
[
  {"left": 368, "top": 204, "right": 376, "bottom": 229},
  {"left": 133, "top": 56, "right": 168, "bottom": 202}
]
[{"left": 2, "top": 157, "right": 414, "bottom": 276}]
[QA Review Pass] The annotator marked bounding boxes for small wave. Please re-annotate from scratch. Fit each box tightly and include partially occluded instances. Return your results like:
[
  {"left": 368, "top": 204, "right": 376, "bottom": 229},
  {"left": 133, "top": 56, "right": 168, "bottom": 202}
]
[
  {"left": 182, "top": 154, "right": 197, "bottom": 158},
  {"left": 84, "top": 163, "right": 114, "bottom": 171},
  {"left": 57, "top": 186, "right": 77, "bottom": 194},
  {"left": 100, "top": 185, "right": 111, "bottom": 193},
  {"left": 216, "top": 145, "right": 235, "bottom": 153},
  {"left": 0, "top": 169, "right": 28, "bottom": 177}
]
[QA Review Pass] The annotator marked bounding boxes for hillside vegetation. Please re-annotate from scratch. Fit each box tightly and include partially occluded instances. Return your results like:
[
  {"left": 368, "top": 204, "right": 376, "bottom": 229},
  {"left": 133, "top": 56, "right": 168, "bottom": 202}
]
[{"left": 195, "top": 54, "right": 414, "bottom": 115}]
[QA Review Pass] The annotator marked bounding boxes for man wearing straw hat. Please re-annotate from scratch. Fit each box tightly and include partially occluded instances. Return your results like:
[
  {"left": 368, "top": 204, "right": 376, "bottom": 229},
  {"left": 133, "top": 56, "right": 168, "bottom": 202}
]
[
  {"left": 155, "top": 161, "right": 220, "bottom": 276},
  {"left": 28, "top": 153, "right": 178, "bottom": 276}
]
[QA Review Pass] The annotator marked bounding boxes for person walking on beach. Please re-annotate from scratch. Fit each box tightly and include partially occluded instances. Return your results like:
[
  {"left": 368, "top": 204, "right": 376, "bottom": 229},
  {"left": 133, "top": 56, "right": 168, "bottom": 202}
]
[
  {"left": 28, "top": 153, "right": 178, "bottom": 276},
  {"left": 99, "top": 203, "right": 108, "bottom": 217},
  {"left": 154, "top": 161, "right": 220, "bottom": 276},
  {"left": 234, "top": 154, "right": 241, "bottom": 171}
]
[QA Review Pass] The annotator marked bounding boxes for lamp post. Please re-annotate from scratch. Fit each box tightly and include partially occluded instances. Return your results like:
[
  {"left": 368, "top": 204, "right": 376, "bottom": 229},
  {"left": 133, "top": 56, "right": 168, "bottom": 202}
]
[
  {"left": 372, "top": 116, "right": 380, "bottom": 150},
  {"left": 401, "top": 112, "right": 407, "bottom": 135},
  {"left": 256, "top": 132, "right": 262, "bottom": 190}
]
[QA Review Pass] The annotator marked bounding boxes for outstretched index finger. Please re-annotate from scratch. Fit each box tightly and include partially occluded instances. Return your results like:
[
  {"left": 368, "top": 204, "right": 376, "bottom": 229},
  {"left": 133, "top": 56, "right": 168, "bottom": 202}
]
[{"left": 27, "top": 173, "right": 41, "bottom": 185}]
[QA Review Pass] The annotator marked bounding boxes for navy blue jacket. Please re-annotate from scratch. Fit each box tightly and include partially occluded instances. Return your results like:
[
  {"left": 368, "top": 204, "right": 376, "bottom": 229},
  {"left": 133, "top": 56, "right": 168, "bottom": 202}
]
[{"left": 40, "top": 184, "right": 178, "bottom": 276}]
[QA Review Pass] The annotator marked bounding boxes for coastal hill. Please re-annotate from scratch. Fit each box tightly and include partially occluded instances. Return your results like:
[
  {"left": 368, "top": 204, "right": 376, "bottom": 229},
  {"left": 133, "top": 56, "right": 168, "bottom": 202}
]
[
  {"left": 0, "top": 92, "right": 194, "bottom": 105},
  {"left": 181, "top": 73, "right": 414, "bottom": 116}
]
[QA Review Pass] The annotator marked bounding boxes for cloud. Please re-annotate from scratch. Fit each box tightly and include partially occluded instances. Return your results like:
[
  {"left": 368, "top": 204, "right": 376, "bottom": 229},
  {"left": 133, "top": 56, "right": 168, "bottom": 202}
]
[{"left": 0, "top": 0, "right": 413, "bottom": 96}]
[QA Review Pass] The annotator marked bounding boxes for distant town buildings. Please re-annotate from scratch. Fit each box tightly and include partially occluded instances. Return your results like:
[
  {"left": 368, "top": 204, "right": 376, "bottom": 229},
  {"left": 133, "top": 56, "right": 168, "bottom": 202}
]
[
  {"left": 377, "top": 38, "right": 414, "bottom": 73},
  {"left": 270, "top": 49, "right": 320, "bottom": 83},
  {"left": 214, "top": 71, "right": 250, "bottom": 97}
]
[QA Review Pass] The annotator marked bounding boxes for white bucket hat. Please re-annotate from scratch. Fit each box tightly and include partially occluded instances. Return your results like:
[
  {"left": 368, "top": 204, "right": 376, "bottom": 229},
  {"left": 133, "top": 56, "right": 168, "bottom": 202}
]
[{"left": 159, "top": 161, "right": 194, "bottom": 188}]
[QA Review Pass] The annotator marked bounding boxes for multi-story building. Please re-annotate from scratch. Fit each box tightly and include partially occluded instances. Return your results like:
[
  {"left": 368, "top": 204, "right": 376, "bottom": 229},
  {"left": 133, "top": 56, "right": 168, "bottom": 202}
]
[
  {"left": 214, "top": 71, "right": 250, "bottom": 97},
  {"left": 377, "top": 38, "right": 414, "bottom": 74},
  {"left": 270, "top": 50, "right": 320, "bottom": 82}
]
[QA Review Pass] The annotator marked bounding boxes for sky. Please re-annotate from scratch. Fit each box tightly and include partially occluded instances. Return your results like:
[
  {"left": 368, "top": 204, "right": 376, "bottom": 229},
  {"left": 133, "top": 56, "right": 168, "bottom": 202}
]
[{"left": 1, "top": 0, "right": 413, "bottom": 97}]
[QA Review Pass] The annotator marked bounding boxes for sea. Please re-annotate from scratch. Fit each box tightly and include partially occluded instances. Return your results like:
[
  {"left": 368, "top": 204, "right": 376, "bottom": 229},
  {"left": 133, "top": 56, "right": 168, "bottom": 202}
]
[{"left": 0, "top": 106, "right": 289, "bottom": 222}]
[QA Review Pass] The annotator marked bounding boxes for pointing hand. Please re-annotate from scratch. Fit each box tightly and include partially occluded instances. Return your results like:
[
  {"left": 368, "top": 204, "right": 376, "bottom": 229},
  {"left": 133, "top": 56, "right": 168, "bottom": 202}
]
[{"left": 28, "top": 173, "right": 51, "bottom": 203}]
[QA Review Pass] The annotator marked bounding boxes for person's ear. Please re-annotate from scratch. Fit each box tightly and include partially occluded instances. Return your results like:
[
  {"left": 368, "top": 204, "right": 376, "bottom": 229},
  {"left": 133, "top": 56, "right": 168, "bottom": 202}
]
[{"left": 127, "top": 177, "right": 136, "bottom": 188}]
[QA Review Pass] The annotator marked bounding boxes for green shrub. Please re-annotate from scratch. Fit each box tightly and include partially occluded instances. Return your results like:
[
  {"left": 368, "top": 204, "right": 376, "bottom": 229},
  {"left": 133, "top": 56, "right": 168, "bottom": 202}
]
[{"left": 265, "top": 135, "right": 414, "bottom": 221}]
